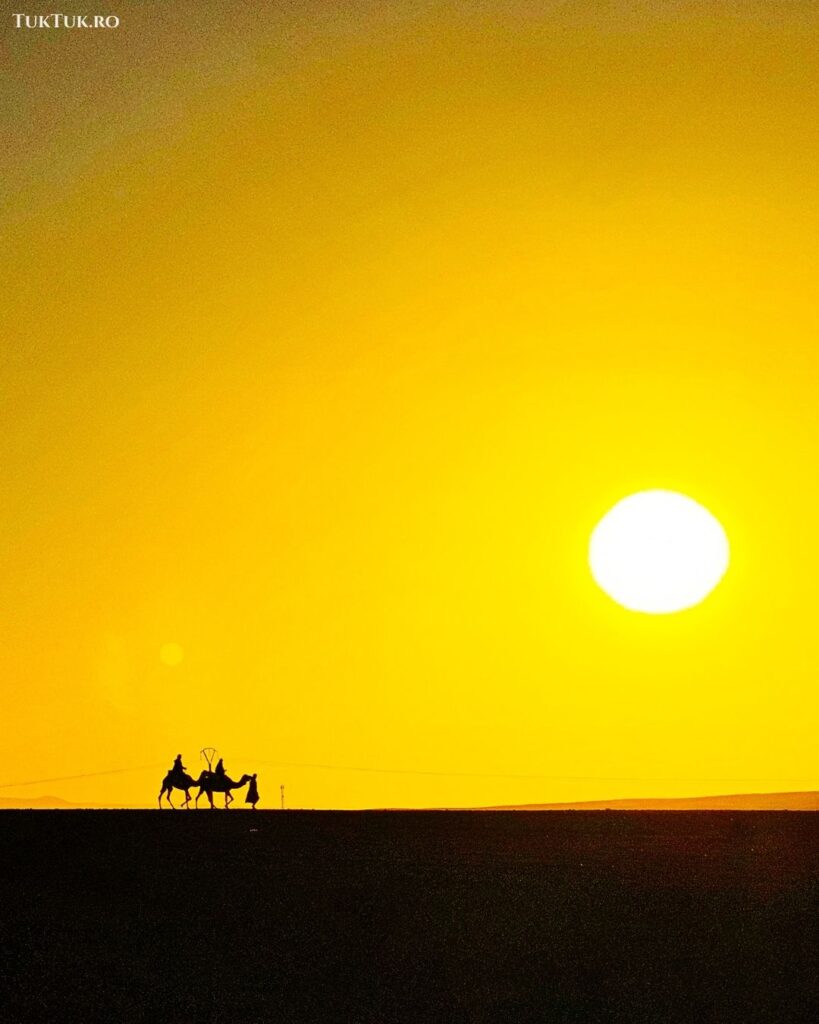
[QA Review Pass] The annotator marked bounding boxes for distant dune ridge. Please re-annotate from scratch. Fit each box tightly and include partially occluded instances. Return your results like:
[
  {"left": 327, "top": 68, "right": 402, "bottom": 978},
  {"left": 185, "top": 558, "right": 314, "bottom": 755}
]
[
  {"left": 484, "top": 791, "right": 819, "bottom": 811},
  {"left": 0, "top": 796, "right": 137, "bottom": 810}
]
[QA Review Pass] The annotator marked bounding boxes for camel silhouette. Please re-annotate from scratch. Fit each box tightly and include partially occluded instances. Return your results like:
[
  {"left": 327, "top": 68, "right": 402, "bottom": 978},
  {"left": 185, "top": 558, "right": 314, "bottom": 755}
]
[
  {"left": 194, "top": 771, "right": 253, "bottom": 809},
  {"left": 157, "top": 770, "right": 198, "bottom": 809},
  {"left": 158, "top": 769, "right": 254, "bottom": 809}
]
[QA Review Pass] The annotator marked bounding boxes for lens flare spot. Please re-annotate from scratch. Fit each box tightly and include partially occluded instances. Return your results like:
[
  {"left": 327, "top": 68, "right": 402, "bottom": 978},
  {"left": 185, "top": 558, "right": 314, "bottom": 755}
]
[{"left": 159, "top": 642, "right": 185, "bottom": 667}]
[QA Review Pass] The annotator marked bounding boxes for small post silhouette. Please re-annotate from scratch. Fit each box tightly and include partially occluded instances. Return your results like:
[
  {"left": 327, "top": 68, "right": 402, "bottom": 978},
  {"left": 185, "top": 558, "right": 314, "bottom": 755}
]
[{"left": 280, "top": 784, "right": 285, "bottom": 810}]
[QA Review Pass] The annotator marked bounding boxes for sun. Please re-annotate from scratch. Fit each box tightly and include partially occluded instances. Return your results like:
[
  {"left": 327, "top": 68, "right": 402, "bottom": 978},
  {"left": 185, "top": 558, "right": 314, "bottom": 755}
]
[{"left": 589, "top": 490, "right": 729, "bottom": 614}]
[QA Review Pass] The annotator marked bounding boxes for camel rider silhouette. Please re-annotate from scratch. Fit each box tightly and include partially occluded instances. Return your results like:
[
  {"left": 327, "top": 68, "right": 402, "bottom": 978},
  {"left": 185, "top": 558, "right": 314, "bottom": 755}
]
[
  {"left": 172, "top": 754, "right": 186, "bottom": 780},
  {"left": 214, "top": 758, "right": 226, "bottom": 778}
]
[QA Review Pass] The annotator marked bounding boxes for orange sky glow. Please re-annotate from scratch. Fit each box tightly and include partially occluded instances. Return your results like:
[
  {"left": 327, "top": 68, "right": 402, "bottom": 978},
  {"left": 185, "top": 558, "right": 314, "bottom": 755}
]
[{"left": 2, "top": 2, "right": 819, "bottom": 807}]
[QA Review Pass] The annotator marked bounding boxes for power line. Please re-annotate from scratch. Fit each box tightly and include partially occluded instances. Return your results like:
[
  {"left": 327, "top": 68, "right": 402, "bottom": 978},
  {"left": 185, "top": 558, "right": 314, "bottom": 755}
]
[
  {"left": 240, "top": 757, "right": 818, "bottom": 786},
  {"left": 0, "top": 763, "right": 166, "bottom": 790},
  {"left": 1, "top": 757, "right": 815, "bottom": 792}
]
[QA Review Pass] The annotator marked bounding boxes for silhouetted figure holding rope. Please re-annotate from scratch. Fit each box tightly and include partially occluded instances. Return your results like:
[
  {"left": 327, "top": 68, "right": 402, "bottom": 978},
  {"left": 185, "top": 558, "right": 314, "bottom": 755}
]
[{"left": 245, "top": 773, "right": 259, "bottom": 810}]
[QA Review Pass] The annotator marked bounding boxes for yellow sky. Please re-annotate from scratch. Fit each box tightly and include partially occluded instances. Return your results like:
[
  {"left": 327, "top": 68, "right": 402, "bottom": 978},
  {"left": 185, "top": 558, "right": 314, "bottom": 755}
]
[{"left": 2, "top": 2, "right": 818, "bottom": 807}]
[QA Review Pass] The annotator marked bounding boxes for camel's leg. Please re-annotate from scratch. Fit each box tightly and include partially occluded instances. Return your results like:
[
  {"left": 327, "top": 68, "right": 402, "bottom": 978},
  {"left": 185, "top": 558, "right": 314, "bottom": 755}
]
[
  {"left": 167, "top": 790, "right": 175, "bottom": 809},
  {"left": 158, "top": 788, "right": 165, "bottom": 808},
  {"left": 225, "top": 791, "right": 233, "bottom": 809},
  {"left": 181, "top": 789, "right": 190, "bottom": 809}
]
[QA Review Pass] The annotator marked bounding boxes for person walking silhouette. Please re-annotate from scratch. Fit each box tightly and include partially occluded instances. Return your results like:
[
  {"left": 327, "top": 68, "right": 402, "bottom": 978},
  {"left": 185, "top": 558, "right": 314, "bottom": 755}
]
[{"left": 245, "top": 773, "right": 259, "bottom": 810}]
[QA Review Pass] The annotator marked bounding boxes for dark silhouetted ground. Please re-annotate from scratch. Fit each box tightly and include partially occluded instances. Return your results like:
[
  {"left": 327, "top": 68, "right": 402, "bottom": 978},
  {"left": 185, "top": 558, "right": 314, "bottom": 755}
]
[{"left": 1, "top": 811, "right": 816, "bottom": 1023}]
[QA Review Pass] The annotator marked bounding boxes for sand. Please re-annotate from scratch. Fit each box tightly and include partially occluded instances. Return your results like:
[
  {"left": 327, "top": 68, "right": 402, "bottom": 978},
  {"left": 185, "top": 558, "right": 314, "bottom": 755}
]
[{"left": 2, "top": 810, "right": 816, "bottom": 1022}]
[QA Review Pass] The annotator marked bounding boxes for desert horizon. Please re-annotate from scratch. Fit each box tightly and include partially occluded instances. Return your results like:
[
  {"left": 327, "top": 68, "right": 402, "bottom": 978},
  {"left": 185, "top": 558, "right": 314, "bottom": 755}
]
[{"left": 3, "top": 788, "right": 818, "bottom": 811}]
